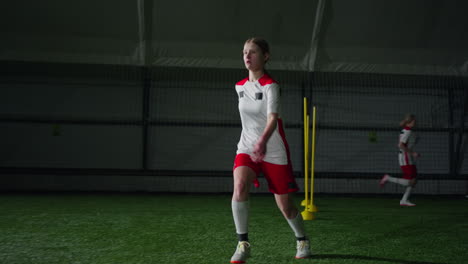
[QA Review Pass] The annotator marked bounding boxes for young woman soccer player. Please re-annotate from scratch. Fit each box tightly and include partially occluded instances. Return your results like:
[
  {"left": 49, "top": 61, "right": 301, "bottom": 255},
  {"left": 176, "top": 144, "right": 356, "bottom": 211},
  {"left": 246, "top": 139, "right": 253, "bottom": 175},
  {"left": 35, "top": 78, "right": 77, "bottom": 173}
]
[
  {"left": 380, "top": 114, "right": 420, "bottom": 206},
  {"left": 230, "top": 37, "right": 311, "bottom": 263}
]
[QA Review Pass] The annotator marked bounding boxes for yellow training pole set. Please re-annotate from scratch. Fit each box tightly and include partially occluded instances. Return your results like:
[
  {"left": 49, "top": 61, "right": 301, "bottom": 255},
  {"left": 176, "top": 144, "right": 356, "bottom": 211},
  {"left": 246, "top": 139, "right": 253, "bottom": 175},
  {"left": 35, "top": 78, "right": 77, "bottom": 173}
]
[{"left": 301, "top": 97, "right": 318, "bottom": 220}]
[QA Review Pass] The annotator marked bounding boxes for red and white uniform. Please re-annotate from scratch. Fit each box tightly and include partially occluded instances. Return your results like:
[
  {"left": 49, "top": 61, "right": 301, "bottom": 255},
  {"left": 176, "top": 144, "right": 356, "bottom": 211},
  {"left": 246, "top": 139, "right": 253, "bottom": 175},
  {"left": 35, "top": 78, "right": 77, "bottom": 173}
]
[
  {"left": 235, "top": 74, "right": 288, "bottom": 164},
  {"left": 234, "top": 74, "right": 298, "bottom": 194},
  {"left": 398, "top": 126, "right": 415, "bottom": 166},
  {"left": 398, "top": 126, "right": 417, "bottom": 179}
]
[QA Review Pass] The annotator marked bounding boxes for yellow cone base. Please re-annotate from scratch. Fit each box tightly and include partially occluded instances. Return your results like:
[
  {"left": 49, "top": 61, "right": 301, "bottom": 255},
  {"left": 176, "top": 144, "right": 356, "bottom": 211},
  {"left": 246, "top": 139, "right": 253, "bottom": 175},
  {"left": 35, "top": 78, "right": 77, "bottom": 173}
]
[
  {"left": 301, "top": 200, "right": 318, "bottom": 212},
  {"left": 310, "top": 204, "right": 318, "bottom": 212},
  {"left": 301, "top": 210, "right": 315, "bottom": 220}
]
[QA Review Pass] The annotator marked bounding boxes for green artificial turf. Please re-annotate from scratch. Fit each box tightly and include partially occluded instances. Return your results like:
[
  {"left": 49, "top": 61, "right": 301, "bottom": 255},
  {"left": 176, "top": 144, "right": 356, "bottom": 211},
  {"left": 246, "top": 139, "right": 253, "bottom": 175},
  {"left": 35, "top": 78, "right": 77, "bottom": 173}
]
[{"left": 0, "top": 193, "right": 466, "bottom": 264}]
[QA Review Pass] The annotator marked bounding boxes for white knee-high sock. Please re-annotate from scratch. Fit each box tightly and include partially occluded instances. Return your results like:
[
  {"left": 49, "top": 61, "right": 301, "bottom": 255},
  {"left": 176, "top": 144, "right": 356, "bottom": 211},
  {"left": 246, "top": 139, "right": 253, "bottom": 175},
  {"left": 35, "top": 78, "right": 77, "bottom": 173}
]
[
  {"left": 232, "top": 200, "right": 249, "bottom": 234},
  {"left": 286, "top": 212, "right": 307, "bottom": 238},
  {"left": 401, "top": 186, "right": 412, "bottom": 202},
  {"left": 386, "top": 175, "right": 410, "bottom": 186}
]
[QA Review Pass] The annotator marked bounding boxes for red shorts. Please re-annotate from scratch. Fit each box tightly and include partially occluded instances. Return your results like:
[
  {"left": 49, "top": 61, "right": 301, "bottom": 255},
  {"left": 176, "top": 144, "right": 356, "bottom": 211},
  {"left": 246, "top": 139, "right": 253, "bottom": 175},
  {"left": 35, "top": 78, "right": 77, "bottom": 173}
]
[
  {"left": 233, "top": 153, "right": 299, "bottom": 194},
  {"left": 400, "top": 165, "right": 417, "bottom": 179}
]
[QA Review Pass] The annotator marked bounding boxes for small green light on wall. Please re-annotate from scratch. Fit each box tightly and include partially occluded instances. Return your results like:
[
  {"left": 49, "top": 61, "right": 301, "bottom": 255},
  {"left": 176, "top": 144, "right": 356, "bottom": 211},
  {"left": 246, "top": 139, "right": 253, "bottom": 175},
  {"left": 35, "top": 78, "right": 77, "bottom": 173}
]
[
  {"left": 52, "top": 124, "right": 61, "bottom": 136},
  {"left": 368, "top": 131, "right": 377, "bottom": 143}
]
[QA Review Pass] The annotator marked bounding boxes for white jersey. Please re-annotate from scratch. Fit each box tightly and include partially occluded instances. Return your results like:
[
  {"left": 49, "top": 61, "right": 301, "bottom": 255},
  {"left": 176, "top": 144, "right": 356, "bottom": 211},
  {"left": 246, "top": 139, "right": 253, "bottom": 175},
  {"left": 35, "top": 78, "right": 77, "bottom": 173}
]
[
  {"left": 398, "top": 126, "right": 416, "bottom": 166},
  {"left": 235, "top": 74, "right": 289, "bottom": 165}
]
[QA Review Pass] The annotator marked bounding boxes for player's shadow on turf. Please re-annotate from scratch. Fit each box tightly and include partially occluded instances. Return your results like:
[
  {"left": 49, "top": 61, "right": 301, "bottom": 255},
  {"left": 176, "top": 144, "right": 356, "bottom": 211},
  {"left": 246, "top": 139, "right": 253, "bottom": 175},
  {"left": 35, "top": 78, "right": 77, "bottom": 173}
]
[{"left": 313, "top": 254, "right": 448, "bottom": 264}]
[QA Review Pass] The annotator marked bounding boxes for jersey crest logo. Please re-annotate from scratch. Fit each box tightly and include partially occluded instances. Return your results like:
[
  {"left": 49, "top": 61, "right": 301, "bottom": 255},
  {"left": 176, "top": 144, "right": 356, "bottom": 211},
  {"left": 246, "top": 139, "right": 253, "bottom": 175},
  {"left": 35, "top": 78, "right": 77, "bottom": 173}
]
[
  {"left": 255, "top": 92, "right": 263, "bottom": 100},
  {"left": 239, "top": 91, "right": 244, "bottom": 98}
]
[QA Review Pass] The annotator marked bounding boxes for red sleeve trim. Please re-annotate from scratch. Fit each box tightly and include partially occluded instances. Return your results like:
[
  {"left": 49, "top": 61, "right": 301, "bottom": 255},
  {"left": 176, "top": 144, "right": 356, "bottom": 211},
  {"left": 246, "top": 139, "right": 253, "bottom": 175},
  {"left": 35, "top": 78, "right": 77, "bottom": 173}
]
[
  {"left": 236, "top": 77, "right": 249, "bottom": 85},
  {"left": 258, "top": 74, "right": 277, "bottom": 86}
]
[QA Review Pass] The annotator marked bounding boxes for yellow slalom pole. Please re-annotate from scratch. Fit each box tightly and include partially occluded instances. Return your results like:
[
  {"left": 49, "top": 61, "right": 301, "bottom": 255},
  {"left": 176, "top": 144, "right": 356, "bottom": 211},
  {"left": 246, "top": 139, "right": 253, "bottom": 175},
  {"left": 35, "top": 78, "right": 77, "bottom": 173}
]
[
  {"left": 306, "top": 115, "right": 310, "bottom": 209},
  {"left": 310, "top": 106, "right": 318, "bottom": 213},
  {"left": 301, "top": 98, "right": 314, "bottom": 220},
  {"left": 301, "top": 98, "right": 309, "bottom": 207}
]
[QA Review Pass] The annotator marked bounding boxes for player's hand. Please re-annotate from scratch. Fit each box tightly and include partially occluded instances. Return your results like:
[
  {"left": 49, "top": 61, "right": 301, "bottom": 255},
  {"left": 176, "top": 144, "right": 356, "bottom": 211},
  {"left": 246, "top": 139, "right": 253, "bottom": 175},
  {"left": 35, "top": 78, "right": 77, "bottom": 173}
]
[
  {"left": 252, "top": 141, "right": 266, "bottom": 163},
  {"left": 412, "top": 152, "right": 420, "bottom": 158}
]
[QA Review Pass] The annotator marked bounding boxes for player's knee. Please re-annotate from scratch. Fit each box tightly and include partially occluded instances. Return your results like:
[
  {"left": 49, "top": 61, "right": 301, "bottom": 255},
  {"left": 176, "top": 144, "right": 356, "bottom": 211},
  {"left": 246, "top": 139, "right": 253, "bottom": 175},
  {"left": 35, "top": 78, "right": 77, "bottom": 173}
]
[
  {"left": 284, "top": 207, "right": 298, "bottom": 219},
  {"left": 278, "top": 203, "right": 298, "bottom": 219},
  {"left": 233, "top": 181, "right": 249, "bottom": 198}
]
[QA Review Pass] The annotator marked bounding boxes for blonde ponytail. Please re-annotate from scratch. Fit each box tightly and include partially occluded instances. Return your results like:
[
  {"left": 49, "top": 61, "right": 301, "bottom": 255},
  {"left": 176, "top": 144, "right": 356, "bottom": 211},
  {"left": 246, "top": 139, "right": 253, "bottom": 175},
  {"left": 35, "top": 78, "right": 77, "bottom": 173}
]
[{"left": 399, "top": 114, "right": 416, "bottom": 127}]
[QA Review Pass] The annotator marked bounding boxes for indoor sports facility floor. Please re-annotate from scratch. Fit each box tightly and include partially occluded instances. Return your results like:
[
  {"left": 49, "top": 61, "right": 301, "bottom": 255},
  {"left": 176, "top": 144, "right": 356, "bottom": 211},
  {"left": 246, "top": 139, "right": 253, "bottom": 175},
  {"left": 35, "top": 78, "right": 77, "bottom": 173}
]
[{"left": 0, "top": 192, "right": 466, "bottom": 264}]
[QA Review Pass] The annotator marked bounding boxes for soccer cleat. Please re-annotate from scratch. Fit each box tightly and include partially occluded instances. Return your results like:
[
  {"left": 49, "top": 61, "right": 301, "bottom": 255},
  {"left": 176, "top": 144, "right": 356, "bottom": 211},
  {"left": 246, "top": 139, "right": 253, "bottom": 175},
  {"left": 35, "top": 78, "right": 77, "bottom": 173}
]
[
  {"left": 400, "top": 200, "right": 416, "bottom": 206},
  {"left": 295, "top": 240, "right": 312, "bottom": 259},
  {"left": 230, "top": 241, "right": 251, "bottom": 263},
  {"left": 379, "top": 174, "right": 389, "bottom": 187}
]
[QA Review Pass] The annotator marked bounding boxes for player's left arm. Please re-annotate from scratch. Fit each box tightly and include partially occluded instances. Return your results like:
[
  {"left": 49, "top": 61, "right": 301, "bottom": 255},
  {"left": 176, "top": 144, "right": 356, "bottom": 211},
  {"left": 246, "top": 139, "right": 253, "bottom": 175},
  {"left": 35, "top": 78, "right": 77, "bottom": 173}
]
[
  {"left": 252, "top": 113, "right": 278, "bottom": 162},
  {"left": 252, "top": 83, "right": 280, "bottom": 162}
]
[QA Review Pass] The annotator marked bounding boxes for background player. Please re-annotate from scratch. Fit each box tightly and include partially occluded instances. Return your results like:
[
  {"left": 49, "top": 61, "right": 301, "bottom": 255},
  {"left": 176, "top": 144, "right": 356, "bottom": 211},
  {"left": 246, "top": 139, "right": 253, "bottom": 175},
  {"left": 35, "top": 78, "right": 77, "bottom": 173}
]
[
  {"left": 380, "top": 114, "right": 420, "bottom": 206},
  {"left": 230, "top": 37, "right": 311, "bottom": 263}
]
